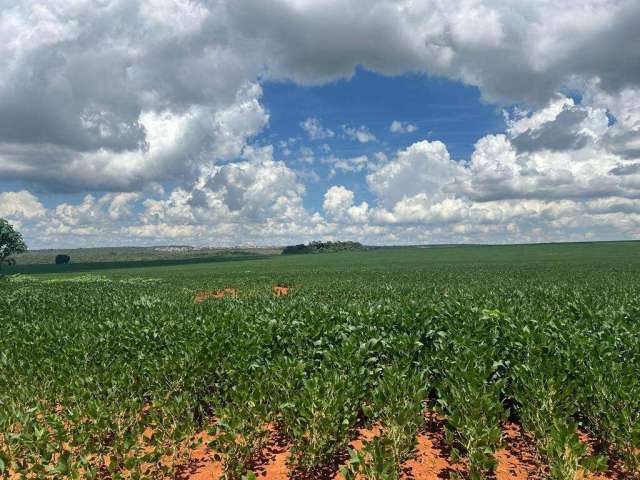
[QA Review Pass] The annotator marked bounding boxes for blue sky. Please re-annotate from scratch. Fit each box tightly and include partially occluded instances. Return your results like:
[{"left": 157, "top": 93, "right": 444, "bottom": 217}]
[
  {"left": 1, "top": 0, "right": 640, "bottom": 248},
  {"left": 258, "top": 69, "right": 505, "bottom": 210},
  {"left": 263, "top": 69, "right": 504, "bottom": 160}
]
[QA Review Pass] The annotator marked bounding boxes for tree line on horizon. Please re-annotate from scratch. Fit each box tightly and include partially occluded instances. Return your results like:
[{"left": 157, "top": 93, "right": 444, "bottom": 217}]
[
  {"left": 282, "top": 240, "right": 365, "bottom": 255},
  {"left": 0, "top": 218, "right": 27, "bottom": 271}
]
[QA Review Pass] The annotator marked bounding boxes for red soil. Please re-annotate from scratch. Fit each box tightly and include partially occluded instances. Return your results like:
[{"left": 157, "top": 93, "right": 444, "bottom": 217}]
[
  {"left": 176, "top": 431, "right": 221, "bottom": 480},
  {"left": 494, "top": 422, "right": 544, "bottom": 480},
  {"left": 402, "top": 412, "right": 465, "bottom": 480},
  {"left": 252, "top": 427, "right": 290, "bottom": 479},
  {"left": 194, "top": 288, "right": 237, "bottom": 303},
  {"left": 273, "top": 285, "right": 289, "bottom": 296},
  {"left": 348, "top": 425, "right": 382, "bottom": 451},
  {"left": 403, "top": 433, "right": 457, "bottom": 479}
]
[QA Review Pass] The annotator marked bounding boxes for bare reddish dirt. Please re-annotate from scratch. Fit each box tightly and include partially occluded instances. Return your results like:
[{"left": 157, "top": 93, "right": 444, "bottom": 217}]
[
  {"left": 273, "top": 285, "right": 290, "bottom": 296},
  {"left": 252, "top": 428, "right": 290, "bottom": 479},
  {"left": 494, "top": 422, "right": 544, "bottom": 480},
  {"left": 194, "top": 288, "right": 237, "bottom": 303},
  {"left": 349, "top": 425, "right": 382, "bottom": 451},
  {"left": 176, "top": 431, "right": 222, "bottom": 480},
  {"left": 401, "top": 412, "right": 465, "bottom": 480}
]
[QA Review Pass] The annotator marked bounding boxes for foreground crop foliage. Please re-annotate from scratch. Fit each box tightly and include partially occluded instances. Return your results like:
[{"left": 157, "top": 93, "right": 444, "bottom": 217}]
[
  {"left": 341, "top": 365, "right": 428, "bottom": 480},
  {"left": 1, "top": 245, "right": 639, "bottom": 479}
]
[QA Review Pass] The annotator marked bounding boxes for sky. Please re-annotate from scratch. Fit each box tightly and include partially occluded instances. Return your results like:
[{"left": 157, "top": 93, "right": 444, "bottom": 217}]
[{"left": 1, "top": 0, "right": 640, "bottom": 248}]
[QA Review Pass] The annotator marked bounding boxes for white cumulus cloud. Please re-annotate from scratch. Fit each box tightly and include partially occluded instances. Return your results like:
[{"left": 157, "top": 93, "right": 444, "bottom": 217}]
[
  {"left": 390, "top": 120, "right": 418, "bottom": 133},
  {"left": 343, "top": 125, "right": 377, "bottom": 143},
  {"left": 0, "top": 191, "right": 46, "bottom": 220},
  {"left": 301, "top": 117, "right": 335, "bottom": 140}
]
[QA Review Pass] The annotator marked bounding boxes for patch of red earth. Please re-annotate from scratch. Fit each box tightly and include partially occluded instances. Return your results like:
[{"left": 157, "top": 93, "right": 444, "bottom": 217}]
[
  {"left": 273, "top": 285, "right": 289, "bottom": 296},
  {"left": 348, "top": 425, "right": 382, "bottom": 451},
  {"left": 252, "top": 427, "right": 290, "bottom": 479},
  {"left": 255, "top": 450, "right": 290, "bottom": 479},
  {"left": 403, "top": 432, "right": 456, "bottom": 479},
  {"left": 494, "top": 422, "right": 544, "bottom": 480},
  {"left": 194, "top": 288, "right": 237, "bottom": 303},
  {"left": 176, "top": 431, "right": 222, "bottom": 480},
  {"left": 402, "top": 412, "right": 465, "bottom": 480}
]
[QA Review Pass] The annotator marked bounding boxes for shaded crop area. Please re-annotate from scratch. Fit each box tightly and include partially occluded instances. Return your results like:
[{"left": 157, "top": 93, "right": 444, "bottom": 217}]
[{"left": 1, "top": 244, "right": 639, "bottom": 479}]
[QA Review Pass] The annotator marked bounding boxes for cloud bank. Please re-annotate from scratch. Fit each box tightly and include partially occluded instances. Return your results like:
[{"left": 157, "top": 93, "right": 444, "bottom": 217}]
[{"left": 2, "top": 0, "right": 640, "bottom": 246}]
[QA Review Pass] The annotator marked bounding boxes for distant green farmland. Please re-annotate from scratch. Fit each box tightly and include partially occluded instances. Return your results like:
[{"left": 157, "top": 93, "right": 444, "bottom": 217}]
[{"left": 6, "top": 240, "right": 640, "bottom": 279}]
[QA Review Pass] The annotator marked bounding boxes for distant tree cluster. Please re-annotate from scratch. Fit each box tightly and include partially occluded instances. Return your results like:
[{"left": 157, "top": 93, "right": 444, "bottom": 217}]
[
  {"left": 0, "top": 218, "right": 27, "bottom": 271},
  {"left": 282, "top": 240, "right": 365, "bottom": 255},
  {"left": 55, "top": 254, "right": 71, "bottom": 265}
]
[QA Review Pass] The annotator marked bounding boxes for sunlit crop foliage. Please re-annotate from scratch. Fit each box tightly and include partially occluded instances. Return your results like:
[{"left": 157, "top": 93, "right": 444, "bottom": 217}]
[{"left": 1, "top": 244, "right": 639, "bottom": 479}]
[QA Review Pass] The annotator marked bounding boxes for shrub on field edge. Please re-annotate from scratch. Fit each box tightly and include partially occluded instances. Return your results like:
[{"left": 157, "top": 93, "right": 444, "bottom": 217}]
[{"left": 0, "top": 218, "right": 27, "bottom": 272}]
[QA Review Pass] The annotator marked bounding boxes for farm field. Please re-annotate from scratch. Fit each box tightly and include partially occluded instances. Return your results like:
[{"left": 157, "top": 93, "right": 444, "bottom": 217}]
[
  {"left": 1, "top": 242, "right": 640, "bottom": 480},
  {"left": 10, "top": 246, "right": 278, "bottom": 267}
]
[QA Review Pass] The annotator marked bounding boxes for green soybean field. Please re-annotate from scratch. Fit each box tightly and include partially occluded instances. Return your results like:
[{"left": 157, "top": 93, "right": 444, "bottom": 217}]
[{"left": 1, "top": 243, "right": 639, "bottom": 480}]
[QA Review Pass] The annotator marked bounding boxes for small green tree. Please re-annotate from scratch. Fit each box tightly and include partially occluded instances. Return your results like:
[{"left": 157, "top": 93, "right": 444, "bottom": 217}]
[{"left": 0, "top": 218, "right": 27, "bottom": 271}]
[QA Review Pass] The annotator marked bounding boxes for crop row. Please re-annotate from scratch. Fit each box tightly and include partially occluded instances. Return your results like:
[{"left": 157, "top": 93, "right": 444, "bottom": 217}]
[{"left": 1, "top": 266, "right": 639, "bottom": 479}]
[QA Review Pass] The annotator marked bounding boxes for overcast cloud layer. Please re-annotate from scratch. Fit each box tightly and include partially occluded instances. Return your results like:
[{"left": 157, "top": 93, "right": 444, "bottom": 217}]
[{"left": 2, "top": 0, "right": 640, "bottom": 247}]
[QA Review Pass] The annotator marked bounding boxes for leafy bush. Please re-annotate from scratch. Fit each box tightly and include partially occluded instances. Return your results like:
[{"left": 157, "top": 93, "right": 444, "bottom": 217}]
[
  {"left": 0, "top": 218, "right": 27, "bottom": 270},
  {"left": 55, "top": 254, "right": 70, "bottom": 264}
]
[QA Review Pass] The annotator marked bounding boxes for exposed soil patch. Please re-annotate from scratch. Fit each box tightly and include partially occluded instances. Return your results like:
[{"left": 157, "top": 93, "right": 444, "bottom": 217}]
[
  {"left": 348, "top": 425, "right": 382, "bottom": 452},
  {"left": 402, "top": 412, "right": 464, "bottom": 480},
  {"left": 176, "top": 431, "right": 221, "bottom": 480},
  {"left": 194, "top": 288, "right": 237, "bottom": 303},
  {"left": 494, "top": 422, "right": 544, "bottom": 480},
  {"left": 273, "top": 284, "right": 290, "bottom": 296},
  {"left": 252, "top": 427, "right": 290, "bottom": 479}
]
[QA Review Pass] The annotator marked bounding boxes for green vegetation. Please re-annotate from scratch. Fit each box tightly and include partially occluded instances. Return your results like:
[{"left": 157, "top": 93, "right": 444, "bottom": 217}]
[
  {"left": 11, "top": 245, "right": 279, "bottom": 266},
  {"left": 281, "top": 240, "right": 365, "bottom": 254},
  {"left": 55, "top": 254, "right": 71, "bottom": 265},
  {"left": 0, "top": 218, "right": 27, "bottom": 271},
  {"left": 1, "top": 242, "right": 640, "bottom": 479}
]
